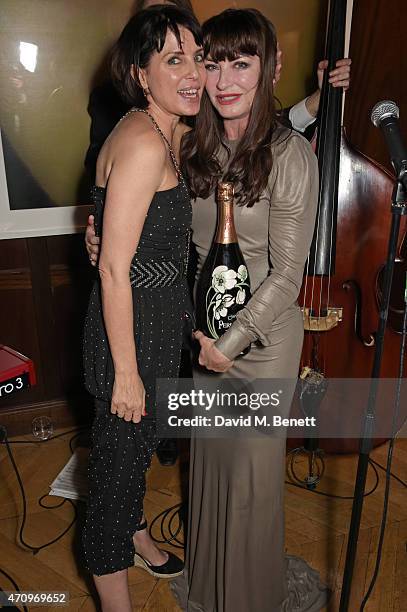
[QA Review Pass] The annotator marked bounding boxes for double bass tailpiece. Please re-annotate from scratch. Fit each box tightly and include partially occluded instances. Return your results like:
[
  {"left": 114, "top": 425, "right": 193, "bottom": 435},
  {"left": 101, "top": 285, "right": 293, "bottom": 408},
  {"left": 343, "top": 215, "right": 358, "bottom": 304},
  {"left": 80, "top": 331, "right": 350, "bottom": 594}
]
[{"left": 301, "top": 306, "right": 343, "bottom": 331}]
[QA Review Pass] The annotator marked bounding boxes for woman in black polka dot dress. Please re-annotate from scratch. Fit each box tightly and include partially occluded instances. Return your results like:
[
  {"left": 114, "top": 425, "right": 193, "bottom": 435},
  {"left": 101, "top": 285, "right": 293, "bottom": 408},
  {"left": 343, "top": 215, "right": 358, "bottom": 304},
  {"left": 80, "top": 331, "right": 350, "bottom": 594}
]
[{"left": 81, "top": 7, "right": 205, "bottom": 610}]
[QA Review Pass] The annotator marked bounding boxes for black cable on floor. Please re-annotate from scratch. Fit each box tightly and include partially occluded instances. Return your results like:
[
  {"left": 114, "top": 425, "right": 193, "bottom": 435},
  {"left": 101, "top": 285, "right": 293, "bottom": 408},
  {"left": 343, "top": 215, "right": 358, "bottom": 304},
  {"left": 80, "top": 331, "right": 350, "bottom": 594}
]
[
  {"left": 2, "top": 430, "right": 79, "bottom": 554},
  {"left": 361, "top": 293, "right": 407, "bottom": 611},
  {"left": 285, "top": 458, "right": 380, "bottom": 499},
  {"left": 69, "top": 430, "right": 89, "bottom": 454},
  {"left": 0, "top": 568, "right": 28, "bottom": 612},
  {"left": 2, "top": 416, "right": 406, "bottom": 601},
  {"left": 0, "top": 425, "right": 86, "bottom": 610},
  {"left": 149, "top": 502, "right": 185, "bottom": 549},
  {"left": 369, "top": 457, "right": 407, "bottom": 489},
  {"left": 148, "top": 446, "right": 407, "bottom": 551},
  {"left": 0, "top": 426, "right": 89, "bottom": 446}
]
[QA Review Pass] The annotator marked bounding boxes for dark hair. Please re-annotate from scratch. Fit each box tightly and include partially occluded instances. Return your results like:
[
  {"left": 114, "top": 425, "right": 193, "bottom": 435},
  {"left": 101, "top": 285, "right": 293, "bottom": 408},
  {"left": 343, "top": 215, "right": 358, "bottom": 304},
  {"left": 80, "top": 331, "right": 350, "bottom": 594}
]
[
  {"left": 134, "top": 0, "right": 194, "bottom": 13},
  {"left": 181, "top": 8, "right": 279, "bottom": 207},
  {"left": 111, "top": 5, "right": 202, "bottom": 107}
]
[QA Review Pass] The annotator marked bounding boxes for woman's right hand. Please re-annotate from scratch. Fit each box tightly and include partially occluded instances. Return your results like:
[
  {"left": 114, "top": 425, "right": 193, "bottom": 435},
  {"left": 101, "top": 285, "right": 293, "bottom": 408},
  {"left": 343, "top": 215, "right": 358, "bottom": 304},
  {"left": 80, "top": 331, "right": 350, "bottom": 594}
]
[
  {"left": 85, "top": 215, "right": 100, "bottom": 266},
  {"left": 111, "top": 371, "right": 146, "bottom": 423}
]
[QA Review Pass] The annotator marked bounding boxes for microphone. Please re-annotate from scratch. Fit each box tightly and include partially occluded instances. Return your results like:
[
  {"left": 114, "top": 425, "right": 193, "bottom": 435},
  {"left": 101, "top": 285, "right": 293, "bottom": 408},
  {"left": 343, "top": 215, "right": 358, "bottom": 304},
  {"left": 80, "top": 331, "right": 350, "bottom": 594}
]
[{"left": 371, "top": 100, "right": 407, "bottom": 188}]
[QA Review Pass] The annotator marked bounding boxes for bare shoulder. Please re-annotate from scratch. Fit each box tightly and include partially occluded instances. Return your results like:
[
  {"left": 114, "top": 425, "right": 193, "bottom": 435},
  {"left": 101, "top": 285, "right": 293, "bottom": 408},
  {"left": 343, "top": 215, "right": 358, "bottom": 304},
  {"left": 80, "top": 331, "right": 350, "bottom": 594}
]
[
  {"left": 96, "top": 112, "right": 166, "bottom": 183},
  {"left": 110, "top": 112, "right": 166, "bottom": 160}
]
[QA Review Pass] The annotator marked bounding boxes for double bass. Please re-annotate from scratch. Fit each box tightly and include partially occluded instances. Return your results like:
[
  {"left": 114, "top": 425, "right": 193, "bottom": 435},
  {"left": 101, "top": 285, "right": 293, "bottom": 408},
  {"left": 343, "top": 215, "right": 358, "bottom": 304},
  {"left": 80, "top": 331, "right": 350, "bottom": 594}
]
[{"left": 296, "top": 0, "right": 407, "bottom": 455}]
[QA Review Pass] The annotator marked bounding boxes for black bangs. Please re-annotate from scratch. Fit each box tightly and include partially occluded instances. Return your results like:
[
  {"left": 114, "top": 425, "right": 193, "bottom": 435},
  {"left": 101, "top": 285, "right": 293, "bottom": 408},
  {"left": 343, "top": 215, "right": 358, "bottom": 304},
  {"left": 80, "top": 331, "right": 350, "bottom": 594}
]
[
  {"left": 111, "top": 4, "right": 202, "bottom": 106},
  {"left": 203, "top": 9, "right": 260, "bottom": 61},
  {"left": 140, "top": 5, "right": 203, "bottom": 58},
  {"left": 182, "top": 7, "right": 278, "bottom": 207}
]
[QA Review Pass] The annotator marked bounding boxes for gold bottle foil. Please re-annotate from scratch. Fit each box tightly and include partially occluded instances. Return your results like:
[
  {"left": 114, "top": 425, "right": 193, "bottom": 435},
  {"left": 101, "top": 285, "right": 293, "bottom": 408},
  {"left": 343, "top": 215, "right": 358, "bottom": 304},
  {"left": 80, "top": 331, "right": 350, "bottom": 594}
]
[
  {"left": 215, "top": 182, "right": 238, "bottom": 244},
  {"left": 217, "top": 182, "right": 234, "bottom": 203}
]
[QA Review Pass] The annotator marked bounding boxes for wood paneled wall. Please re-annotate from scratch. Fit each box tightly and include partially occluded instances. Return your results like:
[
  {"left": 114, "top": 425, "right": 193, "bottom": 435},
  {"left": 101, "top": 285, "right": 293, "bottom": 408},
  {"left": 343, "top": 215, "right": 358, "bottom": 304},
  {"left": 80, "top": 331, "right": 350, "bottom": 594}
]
[
  {"left": 344, "top": 0, "right": 407, "bottom": 174},
  {"left": 1, "top": 0, "right": 406, "bottom": 436},
  {"left": 0, "top": 235, "right": 95, "bottom": 435}
]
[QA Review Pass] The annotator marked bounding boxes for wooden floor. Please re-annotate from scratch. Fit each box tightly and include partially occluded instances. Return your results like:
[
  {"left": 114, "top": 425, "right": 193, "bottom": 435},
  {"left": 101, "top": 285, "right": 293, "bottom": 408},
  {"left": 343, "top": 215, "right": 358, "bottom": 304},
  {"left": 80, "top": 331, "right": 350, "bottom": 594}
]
[{"left": 0, "top": 427, "right": 406, "bottom": 611}]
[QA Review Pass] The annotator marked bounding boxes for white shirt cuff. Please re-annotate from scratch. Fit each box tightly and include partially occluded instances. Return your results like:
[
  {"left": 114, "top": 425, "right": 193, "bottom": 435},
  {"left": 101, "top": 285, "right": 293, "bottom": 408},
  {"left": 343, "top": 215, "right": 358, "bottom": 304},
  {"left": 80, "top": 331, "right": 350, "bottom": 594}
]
[{"left": 289, "top": 98, "right": 316, "bottom": 133}]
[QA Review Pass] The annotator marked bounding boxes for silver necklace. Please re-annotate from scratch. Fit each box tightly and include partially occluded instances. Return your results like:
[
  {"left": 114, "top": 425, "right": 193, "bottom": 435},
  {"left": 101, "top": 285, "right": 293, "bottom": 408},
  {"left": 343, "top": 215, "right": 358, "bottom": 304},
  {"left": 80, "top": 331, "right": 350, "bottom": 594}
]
[
  {"left": 119, "top": 107, "right": 191, "bottom": 265},
  {"left": 120, "top": 107, "right": 186, "bottom": 185}
]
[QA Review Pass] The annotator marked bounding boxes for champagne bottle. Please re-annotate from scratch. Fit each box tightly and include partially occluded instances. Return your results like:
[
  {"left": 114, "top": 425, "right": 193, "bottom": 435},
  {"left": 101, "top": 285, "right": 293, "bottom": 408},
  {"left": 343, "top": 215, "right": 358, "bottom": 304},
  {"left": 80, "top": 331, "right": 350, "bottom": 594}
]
[{"left": 196, "top": 182, "right": 251, "bottom": 353}]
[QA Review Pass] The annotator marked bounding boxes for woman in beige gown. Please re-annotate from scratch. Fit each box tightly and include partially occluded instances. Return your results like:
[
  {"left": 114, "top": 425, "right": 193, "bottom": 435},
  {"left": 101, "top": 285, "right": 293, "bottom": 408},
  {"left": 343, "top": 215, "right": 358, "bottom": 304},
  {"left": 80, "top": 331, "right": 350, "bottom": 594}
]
[
  {"left": 171, "top": 8, "right": 328, "bottom": 611},
  {"left": 84, "top": 7, "right": 351, "bottom": 610}
]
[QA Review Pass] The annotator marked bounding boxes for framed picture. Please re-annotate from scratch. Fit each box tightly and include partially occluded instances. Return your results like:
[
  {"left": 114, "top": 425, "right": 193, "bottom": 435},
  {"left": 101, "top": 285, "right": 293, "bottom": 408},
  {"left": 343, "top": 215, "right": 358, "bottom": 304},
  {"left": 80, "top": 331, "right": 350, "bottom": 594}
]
[
  {"left": 0, "top": 0, "right": 325, "bottom": 239},
  {"left": 0, "top": 0, "right": 133, "bottom": 239},
  {"left": 0, "top": 131, "right": 91, "bottom": 239}
]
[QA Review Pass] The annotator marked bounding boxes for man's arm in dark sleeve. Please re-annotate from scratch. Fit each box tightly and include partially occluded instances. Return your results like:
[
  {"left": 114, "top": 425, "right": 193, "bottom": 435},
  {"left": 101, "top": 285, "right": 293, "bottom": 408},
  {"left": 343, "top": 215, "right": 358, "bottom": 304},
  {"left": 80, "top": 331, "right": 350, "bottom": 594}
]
[{"left": 84, "top": 81, "right": 130, "bottom": 182}]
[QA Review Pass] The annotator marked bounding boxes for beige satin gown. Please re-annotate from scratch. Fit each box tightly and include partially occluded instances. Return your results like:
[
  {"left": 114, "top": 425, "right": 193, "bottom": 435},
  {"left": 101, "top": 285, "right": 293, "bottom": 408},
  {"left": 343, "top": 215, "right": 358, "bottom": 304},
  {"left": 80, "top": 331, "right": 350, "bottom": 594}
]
[{"left": 172, "top": 128, "right": 330, "bottom": 611}]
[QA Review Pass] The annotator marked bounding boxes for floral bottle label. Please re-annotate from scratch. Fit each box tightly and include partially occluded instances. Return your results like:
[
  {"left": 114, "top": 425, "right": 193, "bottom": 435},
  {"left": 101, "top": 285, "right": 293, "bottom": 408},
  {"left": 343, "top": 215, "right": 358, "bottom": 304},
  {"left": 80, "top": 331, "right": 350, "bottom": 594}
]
[{"left": 205, "top": 264, "right": 250, "bottom": 339}]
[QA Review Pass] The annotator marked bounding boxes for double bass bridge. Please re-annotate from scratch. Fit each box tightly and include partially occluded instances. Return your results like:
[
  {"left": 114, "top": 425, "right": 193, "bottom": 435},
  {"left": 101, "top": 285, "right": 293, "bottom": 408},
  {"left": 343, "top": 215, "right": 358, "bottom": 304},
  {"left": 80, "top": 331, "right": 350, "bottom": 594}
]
[{"left": 301, "top": 307, "right": 343, "bottom": 332}]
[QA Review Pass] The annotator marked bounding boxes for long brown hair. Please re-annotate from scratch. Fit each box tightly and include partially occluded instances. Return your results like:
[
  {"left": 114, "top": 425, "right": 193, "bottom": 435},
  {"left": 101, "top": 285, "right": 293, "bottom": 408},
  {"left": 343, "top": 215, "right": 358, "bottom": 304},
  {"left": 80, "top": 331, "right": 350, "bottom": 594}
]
[{"left": 181, "top": 8, "right": 279, "bottom": 207}]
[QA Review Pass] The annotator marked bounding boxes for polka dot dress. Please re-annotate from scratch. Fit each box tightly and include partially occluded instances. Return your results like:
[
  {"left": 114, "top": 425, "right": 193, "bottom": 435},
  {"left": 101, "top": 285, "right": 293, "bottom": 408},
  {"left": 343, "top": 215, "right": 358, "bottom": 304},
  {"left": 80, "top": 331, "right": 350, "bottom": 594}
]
[{"left": 82, "top": 181, "right": 191, "bottom": 575}]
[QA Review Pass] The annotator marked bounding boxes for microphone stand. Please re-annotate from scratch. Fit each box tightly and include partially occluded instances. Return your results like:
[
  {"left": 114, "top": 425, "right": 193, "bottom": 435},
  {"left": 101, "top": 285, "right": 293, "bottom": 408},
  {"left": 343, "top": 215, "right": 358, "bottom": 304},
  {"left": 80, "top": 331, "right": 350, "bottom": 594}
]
[{"left": 339, "top": 176, "right": 407, "bottom": 611}]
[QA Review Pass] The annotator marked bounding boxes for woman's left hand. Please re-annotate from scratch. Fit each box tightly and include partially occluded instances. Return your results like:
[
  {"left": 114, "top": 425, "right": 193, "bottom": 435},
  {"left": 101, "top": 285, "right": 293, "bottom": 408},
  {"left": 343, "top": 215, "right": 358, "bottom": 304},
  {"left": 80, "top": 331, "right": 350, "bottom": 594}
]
[
  {"left": 306, "top": 57, "right": 351, "bottom": 117},
  {"left": 194, "top": 330, "right": 234, "bottom": 373},
  {"left": 319, "top": 57, "right": 351, "bottom": 91}
]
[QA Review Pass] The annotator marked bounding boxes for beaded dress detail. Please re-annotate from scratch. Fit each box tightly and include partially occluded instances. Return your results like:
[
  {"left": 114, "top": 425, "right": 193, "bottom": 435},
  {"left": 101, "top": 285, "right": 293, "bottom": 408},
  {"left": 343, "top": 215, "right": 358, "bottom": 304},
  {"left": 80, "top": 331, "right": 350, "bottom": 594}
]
[
  {"left": 83, "top": 109, "right": 192, "bottom": 412},
  {"left": 82, "top": 109, "right": 191, "bottom": 575}
]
